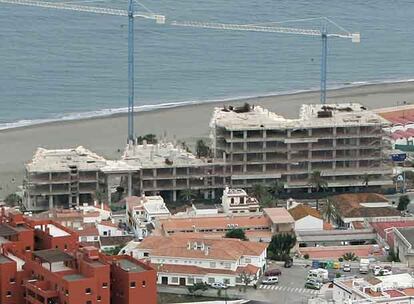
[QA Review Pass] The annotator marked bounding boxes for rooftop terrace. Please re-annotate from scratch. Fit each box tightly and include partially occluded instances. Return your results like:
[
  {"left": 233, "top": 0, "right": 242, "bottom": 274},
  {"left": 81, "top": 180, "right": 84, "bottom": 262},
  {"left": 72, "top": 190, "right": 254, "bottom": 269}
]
[{"left": 117, "top": 259, "right": 146, "bottom": 273}]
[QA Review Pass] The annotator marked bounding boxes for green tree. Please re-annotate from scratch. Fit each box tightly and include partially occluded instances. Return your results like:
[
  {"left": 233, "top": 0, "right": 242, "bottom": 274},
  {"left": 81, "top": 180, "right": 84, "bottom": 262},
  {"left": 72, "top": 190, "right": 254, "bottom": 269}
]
[
  {"left": 308, "top": 171, "right": 328, "bottom": 210},
  {"left": 4, "top": 193, "right": 21, "bottom": 206},
  {"left": 342, "top": 252, "right": 358, "bottom": 261},
  {"left": 187, "top": 282, "right": 208, "bottom": 296},
  {"left": 94, "top": 189, "right": 106, "bottom": 204},
  {"left": 180, "top": 189, "right": 197, "bottom": 203},
  {"left": 387, "top": 248, "right": 401, "bottom": 262},
  {"left": 267, "top": 233, "right": 296, "bottom": 261},
  {"left": 397, "top": 195, "right": 410, "bottom": 211},
  {"left": 238, "top": 271, "right": 256, "bottom": 292},
  {"left": 250, "top": 183, "right": 268, "bottom": 202},
  {"left": 322, "top": 199, "right": 338, "bottom": 224},
  {"left": 225, "top": 228, "right": 247, "bottom": 240},
  {"left": 259, "top": 193, "right": 276, "bottom": 209},
  {"left": 195, "top": 139, "right": 211, "bottom": 158}
]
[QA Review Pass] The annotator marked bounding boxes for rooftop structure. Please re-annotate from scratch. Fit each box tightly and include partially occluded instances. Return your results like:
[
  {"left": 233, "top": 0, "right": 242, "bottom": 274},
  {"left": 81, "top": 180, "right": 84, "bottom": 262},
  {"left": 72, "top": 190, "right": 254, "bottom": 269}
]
[
  {"left": 222, "top": 187, "right": 260, "bottom": 214},
  {"left": 333, "top": 274, "right": 414, "bottom": 303},
  {"left": 288, "top": 204, "right": 323, "bottom": 232}
]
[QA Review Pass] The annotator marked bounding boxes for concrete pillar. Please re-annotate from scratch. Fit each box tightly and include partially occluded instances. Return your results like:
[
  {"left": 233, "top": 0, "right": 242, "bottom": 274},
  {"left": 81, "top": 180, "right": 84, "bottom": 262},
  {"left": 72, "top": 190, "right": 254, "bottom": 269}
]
[
  {"left": 49, "top": 196, "right": 54, "bottom": 209},
  {"left": 107, "top": 180, "right": 112, "bottom": 205},
  {"left": 76, "top": 195, "right": 80, "bottom": 207},
  {"left": 211, "top": 190, "right": 216, "bottom": 200},
  {"left": 172, "top": 190, "right": 177, "bottom": 202},
  {"left": 128, "top": 172, "right": 132, "bottom": 196},
  {"left": 96, "top": 172, "right": 99, "bottom": 190}
]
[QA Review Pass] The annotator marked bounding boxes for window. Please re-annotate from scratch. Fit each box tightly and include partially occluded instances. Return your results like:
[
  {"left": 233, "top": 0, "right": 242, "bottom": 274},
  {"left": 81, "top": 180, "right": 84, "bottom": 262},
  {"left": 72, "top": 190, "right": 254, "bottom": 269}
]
[
  {"left": 208, "top": 278, "right": 215, "bottom": 284},
  {"left": 102, "top": 282, "right": 108, "bottom": 288},
  {"left": 9, "top": 278, "right": 15, "bottom": 284},
  {"left": 143, "top": 252, "right": 149, "bottom": 257},
  {"left": 171, "top": 277, "right": 178, "bottom": 284},
  {"left": 25, "top": 246, "right": 31, "bottom": 251},
  {"left": 97, "top": 296, "right": 102, "bottom": 301},
  {"left": 65, "top": 290, "right": 69, "bottom": 296},
  {"left": 245, "top": 258, "right": 251, "bottom": 263},
  {"left": 86, "top": 301, "right": 92, "bottom": 304},
  {"left": 81, "top": 236, "right": 87, "bottom": 242},
  {"left": 94, "top": 236, "right": 99, "bottom": 241},
  {"left": 130, "top": 281, "right": 136, "bottom": 288},
  {"left": 209, "top": 262, "right": 216, "bottom": 268},
  {"left": 142, "top": 280, "right": 146, "bottom": 287},
  {"left": 6, "top": 291, "right": 11, "bottom": 297},
  {"left": 85, "top": 288, "right": 91, "bottom": 294},
  {"left": 188, "top": 278, "right": 194, "bottom": 285}
]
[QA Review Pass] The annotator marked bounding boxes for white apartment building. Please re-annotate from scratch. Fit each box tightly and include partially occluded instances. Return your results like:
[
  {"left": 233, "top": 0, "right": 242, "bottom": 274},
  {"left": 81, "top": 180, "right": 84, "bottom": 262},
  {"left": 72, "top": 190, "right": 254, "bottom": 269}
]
[
  {"left": 127, "top": 235, "right": 267, "bottom": 287},
  {"left": 333, "top": 274, "right": 414, "bottom": 303},
  {"left": 222, "top": 187, "right": 260, "bottom": 214},
  {"left": 126, "top": 195, "right": 171, "bottom": 239}
]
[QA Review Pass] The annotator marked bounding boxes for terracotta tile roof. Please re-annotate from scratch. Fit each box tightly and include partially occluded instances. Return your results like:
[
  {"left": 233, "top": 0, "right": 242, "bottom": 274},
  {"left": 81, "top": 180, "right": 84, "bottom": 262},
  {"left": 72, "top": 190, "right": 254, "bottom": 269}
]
[
  {"left": 331, "top": 194, "right": 399, "bottom": 219},
  {"left": 367, "top": 277, "right": 382, "bottom": 285},
  {"left": 263, "top": 208, "right": 294, "bottom": 224},
  {"left": 403, "top": 288, "right": 414, "bottom": 296},
  {"left": 76, "top": 226, "right": 99, "bottom": 236},
  {"left": 236, "top": 264, "right": 260, "bottom": 275},
  {"left": 288, "top": 204, "right": 322, "bottom": 221},
  {"left": 99, "top": 221, "right": 118, "bottom": 228},
  {"left": 299, "top": 245, "right": 380, "bottom": 259},
  {"left": 159, "top": 214, "right": 270, "bottom": 232},
  {"left": 384, "top": 289, "right": 405, "bottom": 298},
  {"left": 138, "top": 235, "right": 267, "bottom": 261},
  {"left": 79, "top": 241, "right": 100, "bottom": 248}
]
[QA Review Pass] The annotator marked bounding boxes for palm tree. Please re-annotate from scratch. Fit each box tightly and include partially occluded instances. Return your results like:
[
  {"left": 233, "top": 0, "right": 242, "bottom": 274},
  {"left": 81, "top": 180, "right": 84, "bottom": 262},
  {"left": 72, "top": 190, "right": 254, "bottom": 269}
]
[
  {"left": 180, "top": 189, "right": 197, "bottom": 203},
  {"left": 269, "top": 180, "right": 283, "bottom": 197},
  {"left": 322, "top": 199, "right": 338, "bottom": 224},
  {"left": 250, "top": 183, "right": 268, "bottom": 202},
  {"left": 308, "top": 171, "right": 328, "bottom": 210},
  {"left": 362, "top": 173, "right": 371, "bottom": 188}
]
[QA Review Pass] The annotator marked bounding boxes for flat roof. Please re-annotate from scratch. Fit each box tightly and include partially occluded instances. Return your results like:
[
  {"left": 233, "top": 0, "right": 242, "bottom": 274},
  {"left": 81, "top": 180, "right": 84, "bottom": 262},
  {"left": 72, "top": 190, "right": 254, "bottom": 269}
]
[
  {"left": 398, "top": 227, "right": 414, "bottom": 247},
  {"left": 118, "top": 259, "right": 146, "bottom": 273},
  {"left": 211, "top": 103, "right": 388, "bottom": 131},
  {"left": 26, "top": 146, "right": 107, "bottom": 173},
  {"left": 34, "top": 249, "right": 74, "bottom": 264},
  {"left": 0, "top": 255, "right": 12, "bottom": 264},
  {"left": 63, "top": 274, "right": 86, "bottom": 281},
  {"left": 263, "top": 208, "right": 294, "bottom": 224},
  {"left": 0, "top": 224, "right": 19, "bottom": 237}
]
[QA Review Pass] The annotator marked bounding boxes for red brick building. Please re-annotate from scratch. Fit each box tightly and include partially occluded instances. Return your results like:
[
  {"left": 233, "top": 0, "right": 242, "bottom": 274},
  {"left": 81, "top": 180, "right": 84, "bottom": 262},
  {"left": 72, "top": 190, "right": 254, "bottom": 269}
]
[{"left": 0, "top": 208, "right": 156, "bottom": 304}]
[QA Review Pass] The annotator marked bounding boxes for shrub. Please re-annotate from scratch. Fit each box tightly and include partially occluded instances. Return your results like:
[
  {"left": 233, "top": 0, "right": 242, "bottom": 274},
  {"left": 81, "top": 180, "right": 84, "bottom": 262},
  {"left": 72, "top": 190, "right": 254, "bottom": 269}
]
[
  {"left": 304, "top": 254, "right": 310, "bottom": 260},
  {"left": 338, "top": 257, "right": 344, "bottom": 262}
]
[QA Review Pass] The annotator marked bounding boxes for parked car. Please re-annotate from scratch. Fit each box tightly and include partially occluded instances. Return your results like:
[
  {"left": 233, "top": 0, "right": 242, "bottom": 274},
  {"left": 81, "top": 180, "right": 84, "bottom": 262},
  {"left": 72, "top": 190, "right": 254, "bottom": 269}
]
[
  {"left": 262, "top": 276, "right": 279, "bottom": 285},
  {"left": 210, "top": 282, "right": 228, "bottom": 289},
  {"left": 373, "top": 265, "right": 382, "bottom": 276},
  {"left": 343, "top": 264, "right": 351, "bottom": 272},
  {"left": 305, "top": 281, "right": 322, "bottom": 290},
  {"left": 265, "top": 268, "right": 282, "bottom": 276},
  {"left": 380, "top": 269, "right": 393, "bottom": 276}
]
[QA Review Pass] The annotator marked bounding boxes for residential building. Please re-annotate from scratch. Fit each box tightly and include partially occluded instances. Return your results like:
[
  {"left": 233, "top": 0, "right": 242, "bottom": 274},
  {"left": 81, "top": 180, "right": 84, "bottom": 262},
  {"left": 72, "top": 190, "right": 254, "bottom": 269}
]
[
  {"left": 23, "top": 146, "right": 107, "bottom": 211},
  {"left": 211, "top": 103, "right": 392, "bottom": 193},
  {"left": 221, "top": 187, "right": 260, "bottom": 214},
  {"left": 371, "top": 219, "right": 414, "bottom": 249},
  {"left": 262, "top": 208, "right": 295, "bottom": 235},
  {"left": 127, "top": 235, "right": 267, "bottom": 287},
  {"left": 287, "top": 204, "right": 323, "bottom": 231},
  {"left": 97, "top": 220, "right": 126, "bottom": 237},
  {"left": 333, "top": 274, "right": 414, "bottom": 303},
  {"left": 330, "top": 193, "right": 402, "bottom": 228},
  {"left": 126, "top": 195, "right": 170, "bottom": 239},
  {"left": 393, "top": 227, "right": 414, "bottom": 266},
  {"left": 0, "top": 208, "right": 157, "bottom": 304}
]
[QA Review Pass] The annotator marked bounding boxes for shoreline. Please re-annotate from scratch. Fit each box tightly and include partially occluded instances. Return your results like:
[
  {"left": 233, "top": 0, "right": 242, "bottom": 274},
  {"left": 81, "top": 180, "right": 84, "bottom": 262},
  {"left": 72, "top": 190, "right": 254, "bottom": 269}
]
[
  {"left": 2, "top": 79, "right": 414, "bottom": 133},
  {"left": 1, "top": 80, "right": 414, "bottom": 198}
]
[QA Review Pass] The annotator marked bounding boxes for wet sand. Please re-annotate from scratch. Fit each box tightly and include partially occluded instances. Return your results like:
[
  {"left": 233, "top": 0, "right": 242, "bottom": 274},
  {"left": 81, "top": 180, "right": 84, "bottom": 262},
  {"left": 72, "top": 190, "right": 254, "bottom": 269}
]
[{"left": 1, "top": 81, "right": 414, "bottom": 198}]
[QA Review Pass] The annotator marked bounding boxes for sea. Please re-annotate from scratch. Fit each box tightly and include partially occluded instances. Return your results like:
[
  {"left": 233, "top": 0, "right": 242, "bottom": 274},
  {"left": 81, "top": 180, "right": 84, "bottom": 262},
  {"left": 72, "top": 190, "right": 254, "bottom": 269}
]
[{"left": 0, "top": 0, "right": 414, "bottom": 130}]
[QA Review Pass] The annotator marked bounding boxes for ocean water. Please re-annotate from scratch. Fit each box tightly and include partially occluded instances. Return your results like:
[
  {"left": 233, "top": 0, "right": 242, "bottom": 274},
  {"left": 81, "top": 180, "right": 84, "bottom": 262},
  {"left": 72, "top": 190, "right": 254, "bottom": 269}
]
[{"left": 0, "top": 0, "right": 414, "bottom": 129}]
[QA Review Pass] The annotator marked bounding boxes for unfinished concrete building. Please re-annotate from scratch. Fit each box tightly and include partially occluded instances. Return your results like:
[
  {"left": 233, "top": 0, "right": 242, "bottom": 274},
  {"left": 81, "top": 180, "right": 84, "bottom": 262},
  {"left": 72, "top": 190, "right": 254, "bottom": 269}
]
[
  {"left": 210, "top": 103, "right": 393, "bottom": 193},
  {"left": 102, "top": 142, "right": 229, "bottom": 203},
  {"left": 24, "top": 146, "right": 107, "bottom": 211}
]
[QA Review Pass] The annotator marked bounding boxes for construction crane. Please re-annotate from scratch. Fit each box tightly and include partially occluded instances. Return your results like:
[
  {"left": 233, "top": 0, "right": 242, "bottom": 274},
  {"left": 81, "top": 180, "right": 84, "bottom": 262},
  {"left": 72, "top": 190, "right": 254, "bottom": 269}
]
[
  {"left": 0, "top": 0, "right": 165, "bottom": 141},
  {"left": 171, "top": 17, "right": 360, "bottom": 104}
]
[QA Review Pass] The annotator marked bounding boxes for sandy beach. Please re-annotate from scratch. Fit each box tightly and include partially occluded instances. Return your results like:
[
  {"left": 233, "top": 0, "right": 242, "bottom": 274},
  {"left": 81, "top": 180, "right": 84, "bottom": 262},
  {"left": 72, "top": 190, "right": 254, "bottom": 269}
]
[{"left": 1, "top": 81, "right": 414, "bottom": 198}]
